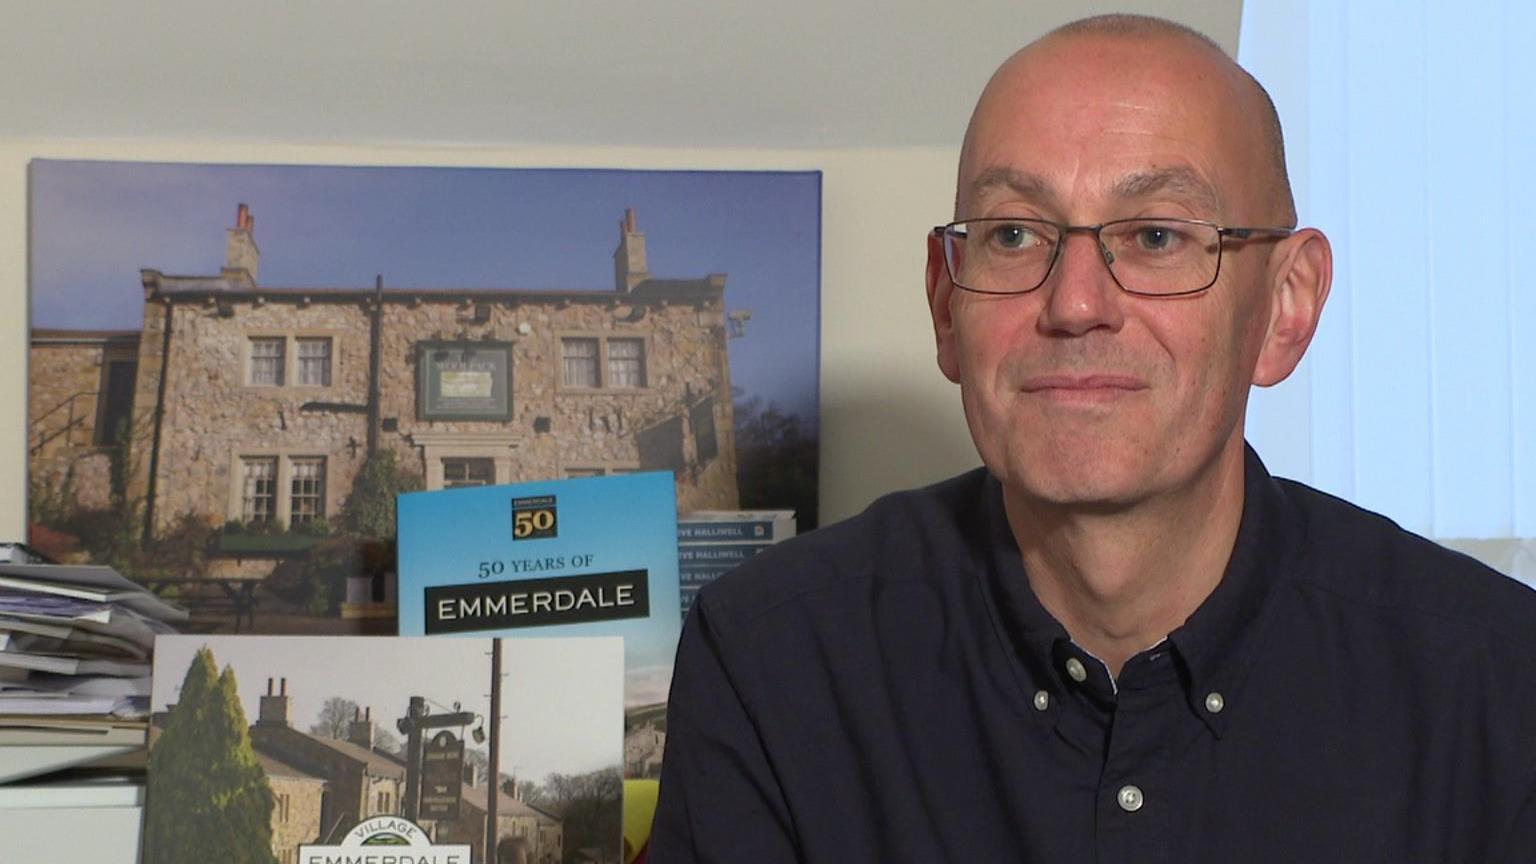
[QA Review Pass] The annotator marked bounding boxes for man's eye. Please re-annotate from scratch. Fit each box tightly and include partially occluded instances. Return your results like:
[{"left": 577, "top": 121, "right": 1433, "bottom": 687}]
[
  {"left": 1135, "top": 226, "right": 1180, "bottom": 251},
  {"left": 990, "top": 223, "right": 1041, "bottom": 250}
]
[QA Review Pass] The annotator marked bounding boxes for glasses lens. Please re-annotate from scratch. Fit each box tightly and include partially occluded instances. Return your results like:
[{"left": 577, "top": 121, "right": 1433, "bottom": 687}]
[
  {"left": 1099, "top": 219, "right": 1221, "bottom": 295},
  {"left": 947, "top": 220, "right": 1059, "bottom": 294}
]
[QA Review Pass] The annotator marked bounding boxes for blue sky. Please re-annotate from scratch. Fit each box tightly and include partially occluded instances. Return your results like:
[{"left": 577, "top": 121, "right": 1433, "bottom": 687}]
[{"left": 29, "top": 160, "right": 821, "bottom": 424}]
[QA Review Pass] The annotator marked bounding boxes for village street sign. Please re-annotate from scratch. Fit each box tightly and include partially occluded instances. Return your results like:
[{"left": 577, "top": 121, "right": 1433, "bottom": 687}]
[
  {"left": 300, "top": 815, "right": 470, "bottom": 863},
  {"left": 420, "top": 730, "right": 465, "bottom": 821}
]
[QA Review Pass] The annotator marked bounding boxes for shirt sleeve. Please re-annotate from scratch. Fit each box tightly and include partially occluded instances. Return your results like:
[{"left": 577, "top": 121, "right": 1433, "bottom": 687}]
[{"left": 649, "top": 596, "right": 801, "bottom": 863}]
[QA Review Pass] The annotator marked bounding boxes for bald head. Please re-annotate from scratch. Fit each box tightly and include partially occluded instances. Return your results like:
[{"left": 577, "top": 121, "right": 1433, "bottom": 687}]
[{"left": 959, "top": 14, "right": 1296, "bottom": 226}]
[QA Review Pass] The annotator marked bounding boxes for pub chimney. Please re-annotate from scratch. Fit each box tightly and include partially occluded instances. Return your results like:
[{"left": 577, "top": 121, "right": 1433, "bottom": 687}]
[
  {"left": 223, "top": 202, "right": 260, "bottom": 287},
  {"left": 257, "top": 675, "right": 290, "bottom": 727},
  {"left": 612, "top": 207, "right": 649, "bottom": 293},
  {"left": 348, "top": 705, "right": 376, "bottom": 750}
]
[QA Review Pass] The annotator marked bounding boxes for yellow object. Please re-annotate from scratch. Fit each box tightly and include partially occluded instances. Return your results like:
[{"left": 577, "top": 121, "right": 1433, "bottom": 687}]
[{"left": 622, "top": 779, "right": 661, "bottom": 863}]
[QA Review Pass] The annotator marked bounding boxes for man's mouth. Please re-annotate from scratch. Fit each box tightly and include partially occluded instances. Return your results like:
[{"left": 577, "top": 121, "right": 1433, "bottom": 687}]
[{"left": 1018, "top": 374, "right": 1148, "bottom": 394}]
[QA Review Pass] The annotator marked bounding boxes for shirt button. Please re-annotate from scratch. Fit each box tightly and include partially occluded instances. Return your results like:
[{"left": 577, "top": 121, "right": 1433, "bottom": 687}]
[
  {"left": 1065, "top": 657, "right": 1087, "bottom": 682},
  {"left": 1205, "top": 692, "right": 1225, "bottom": 714},
  {"left": 1032, "top": 690, "right": 1050, "bottom": 711},
  {"left": 1117, "top": 784, "right": 1144, "bottom": 813}
]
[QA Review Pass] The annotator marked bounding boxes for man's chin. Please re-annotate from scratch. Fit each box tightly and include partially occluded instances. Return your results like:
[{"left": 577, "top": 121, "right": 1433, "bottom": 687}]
[{"left": 989, "top": 451, "right": 1153, "bottom": 512}]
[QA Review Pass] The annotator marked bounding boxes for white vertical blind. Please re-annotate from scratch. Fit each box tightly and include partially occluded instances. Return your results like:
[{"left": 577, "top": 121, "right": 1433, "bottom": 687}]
[{"left": 1239, "top": 0, "right": 1534, "bottom": 540}]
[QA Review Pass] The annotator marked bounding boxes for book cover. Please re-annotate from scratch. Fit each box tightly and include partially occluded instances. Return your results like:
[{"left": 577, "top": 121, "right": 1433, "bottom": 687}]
[
  {"left": 397, "top": 471, "right": 682, "bottom": 781},
  {"left": 146, "top": 634, "right": 625, "bottom": 864},
  {"left": 677, "top": 510, "right": 796, "bottom": 620}
]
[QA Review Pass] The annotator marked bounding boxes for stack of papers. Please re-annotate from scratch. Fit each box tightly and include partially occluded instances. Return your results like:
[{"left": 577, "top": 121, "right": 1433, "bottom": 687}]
[{"left": 0, "top": 561, "right": 185, "bottom": 720}]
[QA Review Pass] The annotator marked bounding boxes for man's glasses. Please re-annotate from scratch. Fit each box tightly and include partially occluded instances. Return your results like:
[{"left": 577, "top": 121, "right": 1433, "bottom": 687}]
[{"left": 933, "top": 218, "right": 1293, "bottom": 297}]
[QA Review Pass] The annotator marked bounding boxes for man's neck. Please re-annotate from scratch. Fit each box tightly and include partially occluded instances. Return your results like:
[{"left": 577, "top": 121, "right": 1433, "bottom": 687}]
[{"left": 1003, "top": 442, "right": 1248, "bottom": 678}]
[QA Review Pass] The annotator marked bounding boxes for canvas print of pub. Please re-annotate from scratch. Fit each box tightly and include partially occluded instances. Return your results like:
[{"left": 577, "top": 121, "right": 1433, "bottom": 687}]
[{"left": 29, "top": 203, "right": 741, "bottom": 633}]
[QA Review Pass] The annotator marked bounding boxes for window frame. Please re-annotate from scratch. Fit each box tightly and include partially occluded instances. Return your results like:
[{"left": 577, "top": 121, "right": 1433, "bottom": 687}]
[
  {"left": 244, "top": 331, "right": 341, "bottom": 391},
  {"left": 247, "top": 337, "right": 286, "bottom": 387},
  {"left": 294, "top": 336, "right": 333, "bottom": 388},
  {"left": 229, "top": 452, "right": 331, "bottom": 529},
  {"left": 442, "top": 457, "right": 496, "bottom": 488},
  {"left": 556, "top": 331, "right": 652, "bottom": 393},
  {"left": 288, "top": 456, "right": 327, "bottom": 527},
  {"left": 560, "top": 462, "right": 641, "bottom": 479},
  {"left": 239, "top": 456, "right": 279, "bottom": 526}
]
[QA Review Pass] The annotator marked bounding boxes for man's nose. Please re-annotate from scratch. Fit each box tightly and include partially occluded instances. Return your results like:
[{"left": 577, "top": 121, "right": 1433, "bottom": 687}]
[{"left": 1037, "top": 230, "right": 1126, "bottom": 337}]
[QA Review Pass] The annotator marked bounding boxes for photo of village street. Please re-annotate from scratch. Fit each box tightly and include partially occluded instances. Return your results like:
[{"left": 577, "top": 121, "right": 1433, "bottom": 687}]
[{"left": 145, "top": 636, "right": 626, "bottom": 864}]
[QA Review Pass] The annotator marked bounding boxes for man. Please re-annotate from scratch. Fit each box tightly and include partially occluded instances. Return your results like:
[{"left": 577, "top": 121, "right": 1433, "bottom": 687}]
[{"left": 652, "top": 14, "right": 1536, "bottom": 863}]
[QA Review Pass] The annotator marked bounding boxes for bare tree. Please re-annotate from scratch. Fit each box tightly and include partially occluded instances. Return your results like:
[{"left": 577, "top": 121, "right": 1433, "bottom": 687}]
[
  {"left": 308, "top": 696, "right": 360, "bottom": 739},
  {"left": 373, "top": 724, "right": 403, "bottom": 756}
]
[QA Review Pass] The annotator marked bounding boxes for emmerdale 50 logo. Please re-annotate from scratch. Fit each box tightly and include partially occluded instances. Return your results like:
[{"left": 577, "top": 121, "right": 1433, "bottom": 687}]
[
  {"left": 299, "top": 816, "right": 470, "bottom": 863},
  {"left": 511, "top": 495, "right": 557, "bottom": 541}
]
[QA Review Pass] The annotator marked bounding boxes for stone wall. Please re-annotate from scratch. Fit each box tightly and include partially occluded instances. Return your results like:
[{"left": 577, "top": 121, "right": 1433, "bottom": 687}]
[
  {"left": 361, "top": 771, "right": 407, "bottom": 820},
  {"left": 28, "top": 342, "right": 105, "bottom": 458},
  {"left": 132, "top": 289, "right": 738, "bottom": 538},
  {"left": 135, "top": 297, "right": 373, "bottom": 534},
  {"left": 251, "top": 724, "right": 374, "bottom": 830},
  {"left": 269, "top": 774, "right": 326, "bottom": 860},
  {"left": 436, "top": 795, "right": 559, "bottom": 864},
  {"left": 27, "top": 339, "right": 134, "bottom": 512},
  {"left": 377, "top": 294, "right": 736, "bottom": 495}
]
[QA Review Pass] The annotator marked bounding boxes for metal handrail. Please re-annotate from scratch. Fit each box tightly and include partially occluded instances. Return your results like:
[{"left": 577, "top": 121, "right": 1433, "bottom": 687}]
[{"left": 28, "top": 390, "right": 98, "bottom": 454}]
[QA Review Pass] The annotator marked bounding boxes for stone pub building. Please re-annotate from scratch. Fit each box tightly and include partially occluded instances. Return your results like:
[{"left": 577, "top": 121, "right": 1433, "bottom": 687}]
[{"left": 29, "top": 205, "right": 740, "bottom": 619}]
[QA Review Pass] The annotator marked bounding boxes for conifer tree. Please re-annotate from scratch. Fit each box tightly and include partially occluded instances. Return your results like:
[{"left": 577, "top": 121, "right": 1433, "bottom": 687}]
[{"left": 145, "top": 647, "right": 277, "bottom": 863}]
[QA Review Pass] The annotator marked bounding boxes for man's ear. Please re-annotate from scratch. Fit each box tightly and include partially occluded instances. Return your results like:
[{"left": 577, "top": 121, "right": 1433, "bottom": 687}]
[
  {"left": 1253, "top": 228, "right": 1333, "bottom": 387},
  {"left": 927, "top": 230, "right": 963, "bottom": 384}
]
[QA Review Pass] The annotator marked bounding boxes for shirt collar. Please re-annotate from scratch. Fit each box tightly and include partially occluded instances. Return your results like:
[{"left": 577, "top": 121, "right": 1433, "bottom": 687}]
[{"left": 981, "top": 444, "right": 1305, "bottom": 738}]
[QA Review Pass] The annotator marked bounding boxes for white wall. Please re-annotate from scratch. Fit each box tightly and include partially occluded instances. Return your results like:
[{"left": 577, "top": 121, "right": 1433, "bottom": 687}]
[{"left": 0, "top": 139, "right": 983, "bottom": 539}]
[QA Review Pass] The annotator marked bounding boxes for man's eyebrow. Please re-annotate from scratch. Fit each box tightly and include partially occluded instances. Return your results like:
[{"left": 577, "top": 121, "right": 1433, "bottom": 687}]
[
  {"left": 966, "top": 167, "right": 1056, "bottom": 208},
  {"left": 1110, "top": 167, "right": 1222, "bottom": 215}
]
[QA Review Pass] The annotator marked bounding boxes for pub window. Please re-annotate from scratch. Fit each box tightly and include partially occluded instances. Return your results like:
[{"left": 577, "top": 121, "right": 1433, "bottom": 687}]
[
  {"left": 560, "top": 335, "right": 649, "bottom": 390},
  {"left": 443, "top": 458, "right": 495, "bottom": 488},
  {"left": 296, "top": 337, "right": 332, "bottom": 387},
  {"left": 563, "top": 467, "right": 605, "bottom": 479},
  {"left": 249, "top": 337, "right": 285, "bottom": 386},
  {"left": 562, "top": 338, "right": 600, "bottom": 388},
  {"left": 277, "top": 792, "right": 290, "bottom": 823},
  {"left": 607, "top": 338, "right": 646, "bottom": 388},
  {"left": 289, "top": 457, "right": 326, "bottom": 526},
  {"left": 241, "top": 457, "right": 278, "bottom": 524}
]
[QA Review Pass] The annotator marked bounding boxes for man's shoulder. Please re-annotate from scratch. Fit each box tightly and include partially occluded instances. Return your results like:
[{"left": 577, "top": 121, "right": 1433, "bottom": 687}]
[
  {"left": 1278, "top": 477, "right": 1536, "bottom": 653},
  {"left": 695, "top": 468, "right": 993, "bottom": 631}
]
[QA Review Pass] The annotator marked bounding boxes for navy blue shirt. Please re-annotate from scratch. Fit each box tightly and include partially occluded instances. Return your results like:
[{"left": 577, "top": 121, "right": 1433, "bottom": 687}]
[{"left": 652, "top": 450, "right": 1536, "bottom": 863}]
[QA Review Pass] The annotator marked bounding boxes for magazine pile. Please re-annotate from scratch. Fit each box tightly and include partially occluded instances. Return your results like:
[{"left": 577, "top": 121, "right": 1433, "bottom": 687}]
[{"left": 0, "top": 543, "right": 186, "bottom": 768}]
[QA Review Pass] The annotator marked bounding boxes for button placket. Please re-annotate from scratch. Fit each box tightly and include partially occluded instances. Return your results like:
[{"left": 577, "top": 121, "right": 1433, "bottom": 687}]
[{"left": 1092, "top": 666, "right": 1176, "bottom": 864}]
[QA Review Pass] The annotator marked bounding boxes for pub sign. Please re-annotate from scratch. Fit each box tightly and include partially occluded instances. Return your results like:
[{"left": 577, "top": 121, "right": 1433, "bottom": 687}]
[{"left": 417, "top": 341, "right": 514, "bottom": 421}]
